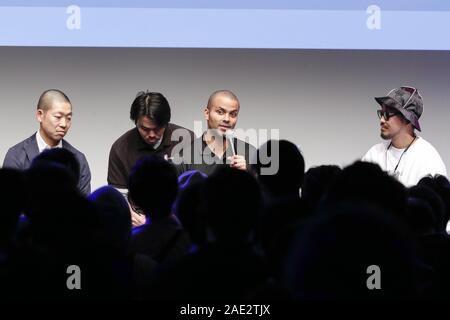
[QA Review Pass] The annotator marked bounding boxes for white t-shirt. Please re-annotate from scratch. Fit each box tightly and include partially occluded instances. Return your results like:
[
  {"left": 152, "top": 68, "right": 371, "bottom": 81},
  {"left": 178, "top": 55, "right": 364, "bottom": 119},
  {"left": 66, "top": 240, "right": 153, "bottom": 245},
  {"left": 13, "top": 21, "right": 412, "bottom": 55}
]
[{"left": 362, "top": 136, "right": 447, "bottom": 187}]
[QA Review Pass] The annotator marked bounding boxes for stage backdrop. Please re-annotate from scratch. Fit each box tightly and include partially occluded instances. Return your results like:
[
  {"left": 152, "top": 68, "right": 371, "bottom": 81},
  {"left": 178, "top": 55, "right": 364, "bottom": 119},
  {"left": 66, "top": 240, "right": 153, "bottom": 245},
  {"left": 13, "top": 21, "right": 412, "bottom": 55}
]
[{"left": 0, "top": 47, "right": 449, "bottom": 191}]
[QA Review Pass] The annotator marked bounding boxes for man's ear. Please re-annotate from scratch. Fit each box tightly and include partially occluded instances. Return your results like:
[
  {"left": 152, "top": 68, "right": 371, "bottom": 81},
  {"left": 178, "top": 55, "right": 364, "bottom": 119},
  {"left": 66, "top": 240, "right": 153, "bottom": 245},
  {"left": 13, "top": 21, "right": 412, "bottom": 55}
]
[
  {"left": 204, "top": 107, "right": 210, "bottom": 121},
  {"left": 36, "top": 109, "right": 44, "bottom": 123}
]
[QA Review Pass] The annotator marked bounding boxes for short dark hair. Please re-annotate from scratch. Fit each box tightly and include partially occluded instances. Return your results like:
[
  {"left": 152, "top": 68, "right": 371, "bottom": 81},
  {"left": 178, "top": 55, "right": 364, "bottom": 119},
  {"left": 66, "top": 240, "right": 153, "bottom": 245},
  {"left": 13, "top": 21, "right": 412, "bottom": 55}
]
[
  {"left": 207, "top": 90, "right": 239, "bottom": 109},
  {"left": 129, "top": 91, "right": 171, "bottom": 127}
]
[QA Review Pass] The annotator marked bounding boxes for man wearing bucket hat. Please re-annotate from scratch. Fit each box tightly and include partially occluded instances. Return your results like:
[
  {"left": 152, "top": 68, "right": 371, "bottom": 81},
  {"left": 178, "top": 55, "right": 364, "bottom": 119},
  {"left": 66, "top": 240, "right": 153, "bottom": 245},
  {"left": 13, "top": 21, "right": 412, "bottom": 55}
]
[{"left": 363, "top": 86, "right": 447, "bottom": 187}]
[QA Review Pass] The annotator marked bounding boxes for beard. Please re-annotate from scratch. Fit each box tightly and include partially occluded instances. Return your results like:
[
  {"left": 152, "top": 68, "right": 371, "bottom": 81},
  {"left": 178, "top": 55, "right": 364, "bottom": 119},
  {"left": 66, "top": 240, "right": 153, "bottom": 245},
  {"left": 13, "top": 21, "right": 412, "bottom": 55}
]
[
  {"left": 380, "top": 132, "right": 391, "bottom": 140},
  {"left": 380, "top": 125, "right": 392, "bottom": 140}
]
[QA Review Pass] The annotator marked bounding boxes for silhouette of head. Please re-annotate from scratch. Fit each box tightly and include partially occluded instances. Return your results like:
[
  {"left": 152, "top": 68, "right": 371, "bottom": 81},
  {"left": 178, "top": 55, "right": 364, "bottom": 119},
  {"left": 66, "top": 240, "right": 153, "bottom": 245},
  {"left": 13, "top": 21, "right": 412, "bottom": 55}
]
[
  {"left": 251, "top": 140, "right": 305, "bottom": 198},
  {"left": 418, "top": 175, "right": 450, "bottom": 232},
  {"left": 174, "top": 170, "right": 208, "bottom": 247},
  {"left": 324, "top": 161, "right": 407, "bottom": 220},
  {"left": 407, "top": 185, "right": 445, "bottom": 235},
  {"left": 31, "top": 148, "right": 80, "bottom": 186},
  {"left": 128, "top": 156, "right": 178, "bottom": 219},
  {"left": 89, "top": 186, "right": 131, "bottom": 257},
  {"left": 26, "top": 163, "right": 98, "bottom": 258},
  {"left": 302, "top": 165, "right": 342, "bottom": 211},
  {"left": 203, "top": 166, "right": 262, "bottom": 244}
]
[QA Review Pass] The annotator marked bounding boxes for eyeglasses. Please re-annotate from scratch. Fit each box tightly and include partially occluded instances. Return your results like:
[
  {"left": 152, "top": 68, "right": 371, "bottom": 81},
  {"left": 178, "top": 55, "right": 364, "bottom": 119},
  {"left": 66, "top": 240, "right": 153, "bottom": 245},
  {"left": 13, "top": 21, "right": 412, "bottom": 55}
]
[{"left": 377, "top": 110, "right": 399, "bottom": 121}]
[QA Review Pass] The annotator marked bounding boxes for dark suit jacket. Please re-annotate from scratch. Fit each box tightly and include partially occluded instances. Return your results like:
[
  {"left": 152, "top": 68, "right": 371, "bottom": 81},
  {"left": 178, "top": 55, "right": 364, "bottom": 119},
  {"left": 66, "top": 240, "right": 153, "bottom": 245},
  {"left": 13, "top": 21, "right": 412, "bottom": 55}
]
[{"left": 2, "top": 133, "right": 91, "bottom": 196}]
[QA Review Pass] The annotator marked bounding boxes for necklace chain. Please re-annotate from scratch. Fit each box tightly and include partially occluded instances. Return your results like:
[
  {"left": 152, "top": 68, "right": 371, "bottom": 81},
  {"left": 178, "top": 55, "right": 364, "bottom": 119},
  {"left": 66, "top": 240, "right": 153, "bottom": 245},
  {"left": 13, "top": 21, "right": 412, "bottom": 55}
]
[{"left": 386, "top": 136, "right": 417, "bottom": 174}]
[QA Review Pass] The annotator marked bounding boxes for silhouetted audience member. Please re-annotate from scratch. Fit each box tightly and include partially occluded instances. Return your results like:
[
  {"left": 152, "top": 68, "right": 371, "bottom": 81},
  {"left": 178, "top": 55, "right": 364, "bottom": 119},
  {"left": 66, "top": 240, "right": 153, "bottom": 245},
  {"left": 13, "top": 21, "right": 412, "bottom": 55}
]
[
  {"left": 0, "top": 169, "right": 26, "bottom": 254},
  {"left": 302, "top": 165, "right": 342, "bottom": 213},
  {"left": 89, "top": 186, "right": 157, "bottom": 298},
  {"left": 251, "top": 140, "right": 305, "bottom": 200},
  {"left": 148, "top": 167, "right": 267, "bottom": 299},
  {"left": 128, "top": 156, "right": 190, "bottom": 263},
  {"left": 204, "top": 167, "right": 262, "bottom": 245},
  {"left": 324, "top": 161, "right": 407, "bottom": 222},
  {"left": 173, "top": 170, "right": 208, "bottom": 252},
  {"left": 406, "top": 197, "right": 436, "bottom": 236},
  {"left": 283, "top": 203, "right": 422, "bottom": 299},
  {"left": 3, "top": 141, "right": 450, "bottom": 300},
  {"left": 418, "top": 175, "right": 450, "bottom": 233},
  {"left": 251, "top": 140, "right": 307, "bottom": 282},
  {"left": 0, "top": 168, "right": 27, "bottom": 296},
  {"left": 407, "top": 182, "right": 450, "bottom": 298},
  {"left": 260, "top": 165, "right": 342, "bottom": 280},
  {"left": 31, "top": 148, "right": 81, "bottom": 188},
  {"left": 407, "top": 185, "right": 446, "bottom": 236},
  {"left": 8, "top": 163, "right": 99, "bottom": 298},
  {"left": 261, "top": 200, "right": 309, "bottom": 283}
]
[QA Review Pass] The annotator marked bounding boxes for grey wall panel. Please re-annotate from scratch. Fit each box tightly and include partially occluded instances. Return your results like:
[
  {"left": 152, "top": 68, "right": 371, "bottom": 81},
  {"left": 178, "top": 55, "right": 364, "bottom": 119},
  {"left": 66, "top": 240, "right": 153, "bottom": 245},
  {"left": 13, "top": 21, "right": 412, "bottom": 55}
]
[{"left": 1, "top": 47, "right": 448, "bottom": 191}]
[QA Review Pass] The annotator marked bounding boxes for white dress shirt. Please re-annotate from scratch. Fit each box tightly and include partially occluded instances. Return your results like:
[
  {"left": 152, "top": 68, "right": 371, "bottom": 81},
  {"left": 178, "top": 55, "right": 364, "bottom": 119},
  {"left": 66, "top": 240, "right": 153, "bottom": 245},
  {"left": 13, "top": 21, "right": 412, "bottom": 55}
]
[{"left": 36, "top": 130, "right": 62, "bottom": 153}]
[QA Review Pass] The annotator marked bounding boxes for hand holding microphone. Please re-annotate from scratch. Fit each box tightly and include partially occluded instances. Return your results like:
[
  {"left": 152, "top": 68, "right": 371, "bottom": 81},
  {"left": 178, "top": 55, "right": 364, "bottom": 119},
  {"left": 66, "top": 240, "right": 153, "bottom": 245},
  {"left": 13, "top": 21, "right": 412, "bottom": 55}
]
[
  {"left": 225, "top": 129, "right": 236, "bottom": 156},
  {"left": 226, "top": 129, "right": 247, "bottom": 171}
]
